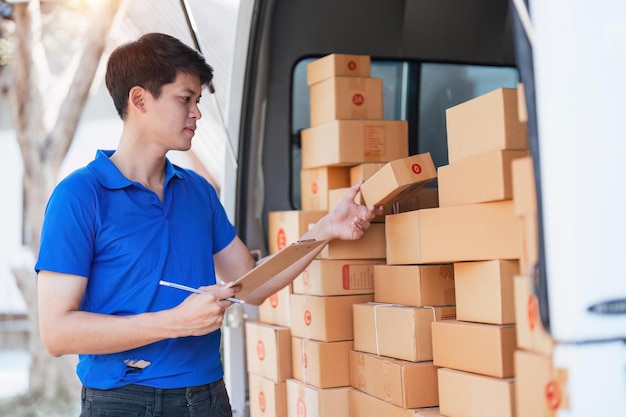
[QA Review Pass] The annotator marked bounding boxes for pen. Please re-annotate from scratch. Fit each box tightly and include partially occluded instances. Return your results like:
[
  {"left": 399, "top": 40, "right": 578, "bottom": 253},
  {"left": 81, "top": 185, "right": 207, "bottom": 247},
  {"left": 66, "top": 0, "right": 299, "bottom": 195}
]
[{"left": 159, "top": 280, "right": 245, "bottom": 304}]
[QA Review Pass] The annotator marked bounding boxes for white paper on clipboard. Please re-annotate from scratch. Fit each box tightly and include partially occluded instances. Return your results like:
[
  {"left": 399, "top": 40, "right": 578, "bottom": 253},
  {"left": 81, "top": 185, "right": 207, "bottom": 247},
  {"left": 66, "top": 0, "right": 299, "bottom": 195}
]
[{"left": 231, "top": 239, "right": 328, "bottom": 305}]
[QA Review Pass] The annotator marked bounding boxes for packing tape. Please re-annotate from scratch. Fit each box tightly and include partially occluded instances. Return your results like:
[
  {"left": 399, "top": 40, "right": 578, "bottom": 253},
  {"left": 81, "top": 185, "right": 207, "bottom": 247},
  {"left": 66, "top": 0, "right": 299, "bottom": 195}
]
[
  {"left": 422, "top": 305, "right": 437, "bottom": 321},
  {"left": 301, "top": 337, "right": 308, "bottom": 384},
  {"left": 373, "top": 303, "right": 397, "bottom": 356}
]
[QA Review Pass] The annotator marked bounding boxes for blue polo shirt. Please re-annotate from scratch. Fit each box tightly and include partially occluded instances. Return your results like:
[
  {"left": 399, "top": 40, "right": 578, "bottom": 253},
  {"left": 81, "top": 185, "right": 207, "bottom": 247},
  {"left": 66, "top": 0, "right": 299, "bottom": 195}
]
[{"left": 35, "top": 150, "right": 237, "bottom": 389}]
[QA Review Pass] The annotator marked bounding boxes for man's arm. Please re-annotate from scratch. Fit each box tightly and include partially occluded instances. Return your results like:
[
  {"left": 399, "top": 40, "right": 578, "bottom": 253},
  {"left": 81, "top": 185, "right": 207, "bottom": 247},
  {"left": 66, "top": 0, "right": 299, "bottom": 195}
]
[
  {"left": 37, "top": 270, "right": 237, "bottom": 357},
  {"left": 213, "top": 236, "right": 257, "bottom": 284},
  {"left": 300, "top": 179, "right": 377, "bottom": 242},
  {"left": 212, "top": 180, "right": 377, "bottom": 303}
]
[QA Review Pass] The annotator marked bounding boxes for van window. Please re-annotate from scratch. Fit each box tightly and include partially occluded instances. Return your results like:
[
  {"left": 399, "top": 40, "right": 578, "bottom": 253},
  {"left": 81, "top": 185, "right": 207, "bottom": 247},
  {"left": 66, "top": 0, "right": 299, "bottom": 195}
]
[{"left": 291, "top": 59, "right": 519, "bottom": 209}]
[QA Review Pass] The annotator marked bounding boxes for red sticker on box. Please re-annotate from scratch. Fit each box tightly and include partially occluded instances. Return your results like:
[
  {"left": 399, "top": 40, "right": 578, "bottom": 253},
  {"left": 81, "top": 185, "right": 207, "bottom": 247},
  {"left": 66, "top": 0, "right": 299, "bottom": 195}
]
[
  {"left": 342, "top": 265, "right": 350, "bottom": 289},
  {"left": 257, "top": 340, "right": 265, "bottom": 361},
  {"left": 527, "top": 295, "right": 538, "bottom": 331},
  {"left": 269, "top": 293, "right": 279, "bottom": 309},
  {"left": 353, "top": 93, "right": 365, "bottom": 106},
  {"left": 304, "top": 310, "right": 312, "bottom": 326},
  {"left": 259, "top": 391, "right": 266, "bottom": 412},
  {"left": 277, "top": 228, "right": 287, "bottom": 251},
  {"left": 311, "top": 182, "right": 318, "bottom": 195},
  {"left": 303, "top": 353, "right": 308, "bottom": 369},
  {"left": 348, "top": 60, "right": 357, "bottom": 71},
  {"left": 297, "top": 397, "right": 307, "bottom": 417},
  {"left": 342, "top": 264, "right": 374, "bottom": 290},
  {"left": 302, "top": 269, "right": 310, "bottom": 286},
  {"left": 411, "top": 163, "right": 422, "bottom": 174},
  {"left": 545, "top": 380, "right": 562, "bottom": 410}
]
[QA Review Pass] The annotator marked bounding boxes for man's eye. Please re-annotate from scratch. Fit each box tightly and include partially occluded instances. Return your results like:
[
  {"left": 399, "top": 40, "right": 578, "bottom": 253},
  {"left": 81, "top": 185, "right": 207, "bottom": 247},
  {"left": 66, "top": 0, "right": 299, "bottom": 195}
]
[{"left": 182, "top": 96, "right": 191, "bottom": 102}]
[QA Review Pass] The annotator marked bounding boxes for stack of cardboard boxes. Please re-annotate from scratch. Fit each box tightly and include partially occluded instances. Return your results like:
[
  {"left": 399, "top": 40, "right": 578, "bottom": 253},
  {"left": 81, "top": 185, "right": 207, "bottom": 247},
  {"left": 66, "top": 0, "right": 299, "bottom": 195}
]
[
  {"left": 346, "top": 130, "right": 454, "bottom": 416},
  {"left": 287, "top": 53, "right": 384, "bottom": 417},
  {"left": 247, "top": 53, "right": 553, "bottom": 417},
  {"left": 246, "top": 319, "right": 292, "bottom": 417},
  {"left": 510, "top": 86, "right": 560, "bottom": 417},
  {"left": 349, "top": 268, "right": 456, "bottom": 417},
  {"left": 423, "top": 87, "right": 528, "bottom": 417},
  {"left": 246, "top": 211, "right": 328, "bottom": 417},
  {"left": 248, "top": 53, "right": 412, "bottom": 417}
]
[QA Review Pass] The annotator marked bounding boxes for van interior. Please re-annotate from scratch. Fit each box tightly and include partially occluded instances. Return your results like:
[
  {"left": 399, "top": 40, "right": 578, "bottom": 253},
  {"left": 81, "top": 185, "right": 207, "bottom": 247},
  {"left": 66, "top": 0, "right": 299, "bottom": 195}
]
[{"left": 235, "top": 0, "right": 523, "bottom": 257}]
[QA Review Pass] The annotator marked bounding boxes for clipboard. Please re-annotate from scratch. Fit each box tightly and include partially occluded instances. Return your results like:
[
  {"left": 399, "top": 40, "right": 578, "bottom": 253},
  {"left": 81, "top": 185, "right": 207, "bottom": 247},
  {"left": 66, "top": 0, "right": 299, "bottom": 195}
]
[{"left": 231, "top": 239, "right": 328, "bottom": 305}]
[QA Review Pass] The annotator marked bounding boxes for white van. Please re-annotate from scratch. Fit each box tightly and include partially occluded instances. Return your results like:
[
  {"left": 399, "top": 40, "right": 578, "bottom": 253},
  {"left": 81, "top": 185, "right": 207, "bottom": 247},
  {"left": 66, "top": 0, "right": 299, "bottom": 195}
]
[{"left": 206, "top": 1, "right": 626, "bottom": 416}]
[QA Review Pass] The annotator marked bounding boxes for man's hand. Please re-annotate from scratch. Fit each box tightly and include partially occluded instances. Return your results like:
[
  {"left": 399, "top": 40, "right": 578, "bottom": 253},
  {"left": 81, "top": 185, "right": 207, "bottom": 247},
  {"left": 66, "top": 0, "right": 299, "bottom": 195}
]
[
  {"left": 303, "top": 180, "right": 380, "bottom": 242},
  {"left": 171, "top": 283, "right": 239, "bottom": 337}
]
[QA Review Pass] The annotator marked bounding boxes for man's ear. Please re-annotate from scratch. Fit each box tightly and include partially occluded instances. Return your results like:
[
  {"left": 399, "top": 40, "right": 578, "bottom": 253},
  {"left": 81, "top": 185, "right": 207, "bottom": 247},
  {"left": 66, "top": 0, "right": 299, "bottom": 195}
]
[{"left": 129, "top": 86, "right": 146, "bottom": 113}]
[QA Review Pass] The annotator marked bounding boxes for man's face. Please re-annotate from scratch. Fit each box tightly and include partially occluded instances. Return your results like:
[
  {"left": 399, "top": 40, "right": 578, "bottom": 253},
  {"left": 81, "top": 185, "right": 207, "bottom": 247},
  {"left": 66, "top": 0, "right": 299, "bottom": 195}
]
[{"left": 141, "top": 72, "right": 203, "bottom": 152}]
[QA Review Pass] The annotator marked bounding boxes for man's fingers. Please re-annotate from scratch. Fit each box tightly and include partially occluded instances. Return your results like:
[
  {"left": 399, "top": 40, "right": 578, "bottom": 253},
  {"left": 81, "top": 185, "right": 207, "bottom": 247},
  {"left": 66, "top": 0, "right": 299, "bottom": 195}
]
[{"left": 344, "top": 180, "right": 364, "bottom": 201}]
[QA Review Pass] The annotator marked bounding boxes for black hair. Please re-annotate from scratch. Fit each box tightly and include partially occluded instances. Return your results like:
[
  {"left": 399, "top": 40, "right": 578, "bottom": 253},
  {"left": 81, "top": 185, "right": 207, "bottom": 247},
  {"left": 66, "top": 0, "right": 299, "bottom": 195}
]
[{"left": 105, "top": 33, "right": 214, "bottom": 119}]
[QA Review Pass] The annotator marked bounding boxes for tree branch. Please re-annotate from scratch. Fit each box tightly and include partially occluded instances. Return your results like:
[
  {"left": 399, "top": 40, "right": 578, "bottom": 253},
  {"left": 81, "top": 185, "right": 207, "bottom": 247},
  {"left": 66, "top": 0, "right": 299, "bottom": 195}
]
[
  {"left": 45, "top": 0, "right": 124, "bottom": 170},
  {"left": 11, "top": 2, "right": 47, "bottom": 176}
]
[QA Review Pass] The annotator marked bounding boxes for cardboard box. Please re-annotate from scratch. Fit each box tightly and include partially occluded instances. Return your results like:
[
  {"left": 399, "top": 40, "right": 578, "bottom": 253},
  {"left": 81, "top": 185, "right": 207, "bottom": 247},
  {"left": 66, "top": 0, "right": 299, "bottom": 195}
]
[
  {"left": 445, "top": 87, "right": 529, "bottom": 163},
  {"left": 377, "top": 187, "right": 439, "bottom": 223},
  {"left": 515, "top": 349, "right": 566, "bottom": 417},
  {"left": 352, "top": 162, "right": 438, "bottom": 220},
  {"left": 330, "top": 187, "right": 439, "bottom": 224},
  {"left": 290, "top": 293, "right": 374, "bottom": 342},
  {"left": 374, "top": 264, "right": 455, "bottom": 307},
  {"left": 385, "top": 201, "right": 521, "bottom": 265},
  {"left": 301, "top": 119, "right": 409, "bottom": 169},
  {"left": 349, "top": 389, "right": 443, "bottom": 417},
  {"left": 259, "top": 285, "right": 292, "bottom": 327},
  {"left": 519, "top": 213, "right": 539, "bottom": 275},
  {"left": 286, "top": 379, "right": 350, "bottom": 417},
  {"left": 300, "top": 166, "right": 351, "bottom": 211},
  {"left": 291, "top": 336, "right": 353, "bottom": 388},
  {"left": 437, "top": 150, "right": 529, "bottom": 207},
  {"left": 360, "top": 153, "right": 437, "bottom": 207},
  {"left": 245, "top": 321, "right": 293, "bottom": 382},
  {"left": 310, "top": 77, "right": 383, "bottom": 127},
  {"left": 318, "top": 222, "right": 386, "bottom": 260},
  {"left": 454, "top": 260, "right": 519, "bottom": 325},
  {"left": 268, "top": 210, "right": 327, "bottom": 254},
  {"left": 248, "top": 372, "right": 287, "bottom": 417},
  {"left": 383, "top": 187, "right": 439, "bottom": 211},
  {"left": 512, "top": 155, "right": 537, "bottom": 216},
  {"left": 438, "top": 368, "right": 515, "bottom": 417},
  {"left": 402, "top": 187, "right": 439, "bottom": 210},
  {"left": 514, "top": 275, "right": 554, "bottom": 356},
  {"left": 293, "top": 259, "right": 385, "bottom": 296},
  {"left": 329, "top": 187, "right": 357, "bottom": 210},
  {"left": 350, "top": 350, "right": 439, "bottom": 408},
  {"left": 350, "top": 162, "right": 387, "bottom": 184},
  {"left": 353, "top": 303, "right": 456, "bottom": 362},
  {"left": 431, "top": 320, "right": 516, "bottom": 378},
  {"left": 307, "top": 54, "right": 371, "bottom": 86}
]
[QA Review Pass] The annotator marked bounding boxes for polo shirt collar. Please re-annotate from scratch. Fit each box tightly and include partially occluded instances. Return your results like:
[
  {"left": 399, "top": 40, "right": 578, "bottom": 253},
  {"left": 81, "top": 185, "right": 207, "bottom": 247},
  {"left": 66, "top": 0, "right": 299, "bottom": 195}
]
[{"left": 88, "top": 149, "right": 185, "bottom": 190}]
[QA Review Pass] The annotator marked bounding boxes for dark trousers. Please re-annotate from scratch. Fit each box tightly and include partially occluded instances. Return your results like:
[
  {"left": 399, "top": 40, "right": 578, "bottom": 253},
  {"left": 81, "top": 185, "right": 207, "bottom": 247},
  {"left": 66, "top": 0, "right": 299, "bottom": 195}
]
[{"left": 79, "top": 378, "right": 232, "bottom": 417}]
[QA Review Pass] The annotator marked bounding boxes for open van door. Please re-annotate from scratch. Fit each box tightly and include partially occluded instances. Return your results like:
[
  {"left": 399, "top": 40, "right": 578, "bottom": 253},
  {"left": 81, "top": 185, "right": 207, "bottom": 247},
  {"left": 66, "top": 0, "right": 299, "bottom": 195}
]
[{"left": 512, "top": 1, "right": 626, "bottom": 415}]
